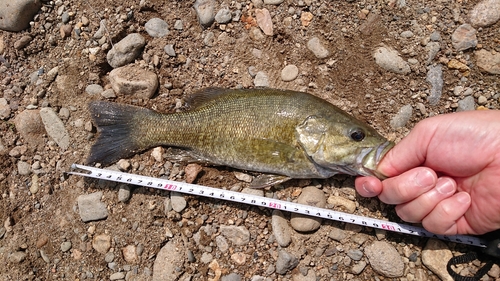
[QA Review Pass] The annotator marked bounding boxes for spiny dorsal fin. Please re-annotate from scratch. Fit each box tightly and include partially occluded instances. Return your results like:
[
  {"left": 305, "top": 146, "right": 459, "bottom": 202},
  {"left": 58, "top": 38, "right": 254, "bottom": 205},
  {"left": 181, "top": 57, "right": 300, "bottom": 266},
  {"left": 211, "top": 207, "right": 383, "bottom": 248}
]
[{"left": 185, "top": 87, "right": 236, "bottom": 109}]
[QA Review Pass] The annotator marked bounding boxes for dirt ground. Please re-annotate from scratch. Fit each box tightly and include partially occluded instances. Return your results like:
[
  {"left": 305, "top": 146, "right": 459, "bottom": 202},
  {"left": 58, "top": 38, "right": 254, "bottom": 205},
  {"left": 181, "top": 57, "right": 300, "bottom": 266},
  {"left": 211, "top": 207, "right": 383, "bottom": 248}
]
[{"left": 1, "top": 0, "right": 499, "bottom": 280}]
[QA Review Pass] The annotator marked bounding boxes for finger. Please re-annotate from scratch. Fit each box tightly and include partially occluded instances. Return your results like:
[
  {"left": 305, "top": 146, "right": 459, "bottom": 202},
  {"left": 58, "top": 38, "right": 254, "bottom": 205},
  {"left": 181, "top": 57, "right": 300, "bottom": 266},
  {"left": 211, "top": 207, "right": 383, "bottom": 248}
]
[
  {"left": 395, "top": 177, "right": 457, "bottom": 223},
  {"left": 355, "top": 176, "right": 382, "bottom": 197},
  {"left": 378, "top": 167, "right": 437, "bottom": 205},
  {"left": 421, "top": 192, "right": 471, "bottom": 235}
]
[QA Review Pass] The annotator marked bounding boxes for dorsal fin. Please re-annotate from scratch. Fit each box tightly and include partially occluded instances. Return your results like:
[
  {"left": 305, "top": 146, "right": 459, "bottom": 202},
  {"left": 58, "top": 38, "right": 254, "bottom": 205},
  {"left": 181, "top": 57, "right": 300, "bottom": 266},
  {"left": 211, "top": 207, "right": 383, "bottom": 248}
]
[{"left": 186, "top": 87, "right": 237, "bottom": 109}]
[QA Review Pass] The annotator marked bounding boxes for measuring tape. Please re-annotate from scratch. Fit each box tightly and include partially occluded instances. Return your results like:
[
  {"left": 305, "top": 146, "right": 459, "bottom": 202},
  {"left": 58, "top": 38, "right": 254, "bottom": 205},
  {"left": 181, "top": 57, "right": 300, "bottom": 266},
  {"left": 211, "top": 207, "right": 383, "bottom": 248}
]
[{"left": 69, "top": 164, "right": 488, "bottom": 248}]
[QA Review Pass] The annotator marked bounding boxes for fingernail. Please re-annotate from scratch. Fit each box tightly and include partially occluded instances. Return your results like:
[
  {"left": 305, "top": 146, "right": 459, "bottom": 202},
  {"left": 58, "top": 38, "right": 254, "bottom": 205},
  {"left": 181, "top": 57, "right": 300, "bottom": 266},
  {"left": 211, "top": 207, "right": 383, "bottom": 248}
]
[
  {"left": 456, "top": 192, "right": 471, "bottom": 204},
  {"left": 436, "top": 178, "right": 455, "bottom": 195},
  {"left": 362, "top": 182, "right": 374, "bottom": 195},
  {"left": 414, "top": 170, "right": 435, "bottom": 189}
]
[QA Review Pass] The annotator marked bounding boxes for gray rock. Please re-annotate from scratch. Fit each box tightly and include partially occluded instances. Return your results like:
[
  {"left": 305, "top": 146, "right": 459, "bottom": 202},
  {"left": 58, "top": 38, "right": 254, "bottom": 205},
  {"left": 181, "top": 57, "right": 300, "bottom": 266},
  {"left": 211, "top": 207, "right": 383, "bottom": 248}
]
[
  {"left": 164, "top": 44, "right": 176, "bottom": 57},
  {"left": 171, "top": 192, "right": 187, "bottom": 212},
  {"left": 390, "top": 104, "right": 413, "bottom": 129},
  {"left": 276, "top": 250, "right": 299, "bottom": 275},
  {"left": 290, "top": 186, "right": 326, "bottom": 232},
  {"left": 219, "top": 225, "right": 250, "bottom": 245},
  {"left": 110, "top": 272, "right": 125, "bottom": 281},
  {"left": 307, "top": 37, "right": 330, "bottom": 59},
  {"left": 347, "top": 249, "right": 363, "bottom": 261},
  {"left": 216, "top": 235, "right": 229, "bottom": 252},
  {"left": 194, "top": 0, "right": 215, "bottom": 27},
  {"left": 9, "top": 251, "right": 27, "bottom": 263},
  {"left": 85, "top": 84, "right": 104, "bottom": 95},
  {"left": 425, "top": 42, "right": 440, "bottom": 64},
  {"left": 254, "top": 71, "right": 269, "bottom": 87},
  {"left": 203, "top": 31, "right": 216, "bottom": 46},
  {"left": 118, "top": 184, "right": 131, "bottom": 202},
  {"left": 39, "top": 108, "right": 70, "bottom": 150},
  {"left": 61, "top": 11, "right": 70, "bottom": 24},
  {"left": 351, "top": 261, "right": 367, "bottom": 274},
  {"left": 109, "top": 65, "right": 159, "bottom": 99},
  {"left": 241, "top": 188, "right": 264, "bottom": 197},
  {"left": 264, "top": 0, "right": 284, "bottom": 4},
  {"left": 469, "top": 0, "right": 500, "bottom": 27},
  {"left": 101, "top": 89, "right": 116, "bottom": 99},
  {"left": 145, "top": 18, "right": 169, "bottom": 38},
  {"left": 373, "top": 46, "right": 411, "bottom": 74},
  {"left": 17, "top": 161, "right": 31, "bottom": 175},
  {"left": 451, "top": 24, "right": 477, "bottom": 51},
  {"left": 0, "top": 98, "right": 11, "bottom": 120},
  {"left": 475, "top": 49, "right": 500, "bottom": 74},
  {"left": 426, "top": 65, "right": 443, "bottom": 105},
  {"left": 77, "top": 192, "right": 108, "bottom": 222},
  {"left": 400, "top": 30, "right": 413, "bottom": 38},
  {"left": 221, "top": 273, "right": 242, "bottom": 281},
  {"left": 200, "top": 252, "right": 213, "bottom": 263},
  {"left": 422, "top": 239, "right": 453, "bottom": 281},
  {"left": 215, "top": 8, "right": 232, "bottom": 24},
  {"left": 94, "top": 20, "right": 107, "bottom": 39},
  {"left": 174, "top": 20, "right": 183, "bottom": 30},
  {"left": 0, "top": 0, "right": 42, "bottom": 32},
  {"left": 152, "top": 240, "right": 185, "bottom": 281},
  {"left": 60, "top": 241, "right": 72, "bottom": 252},
  {"left": 328, "top": 228, "right": 347, "bottom": 242},
  {"left": 106, "top": 33, "right": 146, "bottom": 68},
  {"left": 271, "top": 210, "right": 291, "bottom": 247},
  {"left": 281, "top": 65, "right": 299, "bottom": 82},
  {"left": 430, "top": 31, "right": 441, "bottom": 41},
  {"left": 365, "top": 241, "right": 404, "bottom": 278}
]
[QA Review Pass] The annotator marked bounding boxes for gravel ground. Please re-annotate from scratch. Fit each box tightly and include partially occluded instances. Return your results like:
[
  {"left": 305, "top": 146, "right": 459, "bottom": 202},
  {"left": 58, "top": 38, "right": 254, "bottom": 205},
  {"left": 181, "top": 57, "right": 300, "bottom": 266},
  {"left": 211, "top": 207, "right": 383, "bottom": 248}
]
[{"left": 1, "top": 0, "right": 500, "bottom": 280}]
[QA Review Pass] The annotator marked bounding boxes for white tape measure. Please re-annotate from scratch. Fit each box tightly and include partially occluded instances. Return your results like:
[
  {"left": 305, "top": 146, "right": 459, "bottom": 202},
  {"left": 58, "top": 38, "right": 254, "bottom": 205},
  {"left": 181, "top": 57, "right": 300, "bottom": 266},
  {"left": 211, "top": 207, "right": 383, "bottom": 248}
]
[{"left": 69, "top": 164, "right": 488, "bottom": 248}]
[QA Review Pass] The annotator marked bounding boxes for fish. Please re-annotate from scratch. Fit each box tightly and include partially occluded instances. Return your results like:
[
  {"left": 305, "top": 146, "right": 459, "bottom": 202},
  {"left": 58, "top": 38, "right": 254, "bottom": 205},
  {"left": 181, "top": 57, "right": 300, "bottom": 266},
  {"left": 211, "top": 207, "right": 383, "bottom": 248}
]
[{"left": 87, "top": 88, "right": 394, "bottom": 187}]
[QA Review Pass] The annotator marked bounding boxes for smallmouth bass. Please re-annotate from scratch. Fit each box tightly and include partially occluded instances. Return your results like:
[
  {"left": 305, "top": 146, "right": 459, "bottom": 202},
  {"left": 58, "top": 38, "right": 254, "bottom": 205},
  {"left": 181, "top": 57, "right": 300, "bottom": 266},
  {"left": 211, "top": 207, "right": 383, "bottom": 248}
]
[{"left": 87, "top": 88, "right": 393, "bottom": 187}]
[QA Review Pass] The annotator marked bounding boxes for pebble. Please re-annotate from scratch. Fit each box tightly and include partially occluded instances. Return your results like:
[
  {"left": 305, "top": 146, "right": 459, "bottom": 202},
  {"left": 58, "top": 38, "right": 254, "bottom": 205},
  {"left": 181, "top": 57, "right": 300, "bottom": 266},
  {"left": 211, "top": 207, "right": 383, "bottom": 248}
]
[
  {"left": 60, "top": 241, "right": 72, "bottom": 252},
  {"left": 219, "top": 225, "right": 250, "bottom": 245},
  {"left": 281, "top": 65, "right": 299, "bottom": 81},
  {"left": 105, "top": 252, "right": 115, "bottom": 263},
  {"left": 469, "top": 0, "right": 500, "bottom": 27},
  {"left": 216, "top": 235, "right": 229, "bottom": 252},
  {"left": 373, "top": 46, "right": 411, "bottom": 74},
  {"left": 200, "top": 252, "right": 213, "bottom": 263},
  {"left": 14, "top": 35, "right": 32, "bottom": 50},
  {"left": 255, "top": 8, "right": 273, "bottom": 36},
  {"left": 101, "top": 89, "right": 116, "bottom": 99},
  {"left": 254, "top": 71, "right": 269, "bottom": 87},
  {"left": 110, "top": 272, "right": 125, "bottom": 280},
  {"left": 347, "top": 249, "right": 363, "bottom": 261},
  {"left": 145, "top": 18, "right": 169, "bottom": 38},
  {"left": 421, "top": 239, "right": 453, "bottom": 281},
  {"left": 9, "top": 251, "right": 27, "bottom": 263},
  {"left": 271, "top": 210, "right": 292, "bottom": 247},
  {"left": 39, "top": 108, "right": 70, "bottom": 150},
  {"left": 390, "top": 104, "right": 413, "bottom": 129},
  {"left": 171, "top": 192, "right": 187, "bottom": 212},
  {"left": 400, "top": 30, "right": 414, "bottom": 38},
  {"left": 478, "top": 95, "right": 488, "bottom": 105},
  {"left": 215, "top": 8, "right": 232, "bottom": 24},
  {"left": 429, "top": 31, "right": 441, "bottom": 41},
  {"left": 203, "top": 31, "right": 216, "bottom": 46},
  {"left": 425, "top": 42, "right": 440, "bottom": 64},
  {"left": 106, "top": 33, "right": 146, "bottom": 68},
  {"left": 85, "top": 84, "right": 104, "bottom": 95},
  {"left": 17, "top": 161, "right": 31, "bottom": 175},
  {"left": 234, "top": 172, "right": 253, "bottom": 183},
  {"left": 290, "top": 186, "right": 326, "bottom": 232},
  {"left": 92, "top": 233, "right": 111, "bottom": 254},
  {"left": 230, "top": 252, "right": 246, "bottom": 265},
  {"left": 174, "top": 20, "right": 183, "bottom": 30},
  {"left": 426, "top": 65, "right": 443, "bottom": 105},
  {"left": 0, "top": 98, "right": 10, "bottom": 119},
  {"left": 30, "top": 174, "right": 39, "bottom": 194},
  {"left": 451, "top": 24, "right": 477, "bottom": 51},
  {"left": 109, "top": 65, "right": 159, "bottom": 99},
  {"left": 241, "top": 188, "right": 264, "bottom": 197},
  {"left": 94, "top": 19, "right": 107, "bottom": 39},
  {"left": 264, "top": 0, "right": 284, "bottom": 4},
  {"left": 77, "top": 192, "right": 108, "bottom": 222},
  {"left": 327, "top": 195, "right": 356, "bottom": 213},
  {"left": 0, "top": 0, "right": 42, "bottom": 32},
  {"left": 475, "top": 49, "right": 500, "bottom": 74},
  {"left": 118, "top": 184, "right": 131, "bottom": 202},
  {"left": 184, "top": 163, "right": 202, "bottom": 183},
  {"left": 122, "top": 245, "right": 138, "bottom": 263},
  {"left": 164, "top": 44, "right": 176, "bottom": 57},
  {"left": 60, "top": 25, "right": 72, "bottom": 39},
  {"left": 276, "top": 250, "right": 299, "bottom": 275},
  {"left": 328, "top": 228, "right": 347, "bottom": 242},
  {"left": 307, "top": 37, "right": 330, "bottom": 59},
  {"left": 194, "top": 0, "right": 215, "bottom": 27},
  {"left": 222, "top": 273, "right": 242, "bottom": 281},
  {"left": 364, "top": 241, "right": 404, "bottom": 277},
  {"left": 351, "top": 261, "right": 367, "bottom": 274}
]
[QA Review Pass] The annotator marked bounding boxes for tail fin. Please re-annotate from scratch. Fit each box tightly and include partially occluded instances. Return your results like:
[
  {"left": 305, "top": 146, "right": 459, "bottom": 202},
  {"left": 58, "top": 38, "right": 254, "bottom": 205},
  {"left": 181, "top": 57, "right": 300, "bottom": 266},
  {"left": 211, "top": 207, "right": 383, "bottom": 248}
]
[{"left": 86, "top": 101, "right": 153, "bottom": 165}]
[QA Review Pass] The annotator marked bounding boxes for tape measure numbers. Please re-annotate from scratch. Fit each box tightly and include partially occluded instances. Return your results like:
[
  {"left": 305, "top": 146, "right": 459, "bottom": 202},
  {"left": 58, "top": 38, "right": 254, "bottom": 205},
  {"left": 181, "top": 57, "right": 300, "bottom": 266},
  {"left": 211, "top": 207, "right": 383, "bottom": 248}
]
[{"left": 69, "top": 164, "right": 488, "bottom": 248}]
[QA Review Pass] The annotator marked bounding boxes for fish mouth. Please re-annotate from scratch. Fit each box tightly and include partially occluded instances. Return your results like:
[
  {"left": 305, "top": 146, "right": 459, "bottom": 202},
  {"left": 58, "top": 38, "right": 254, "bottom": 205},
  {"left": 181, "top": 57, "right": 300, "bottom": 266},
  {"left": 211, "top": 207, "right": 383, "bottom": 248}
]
[{"left": 355, "top": 141, "right": 395, "bottom": 179}]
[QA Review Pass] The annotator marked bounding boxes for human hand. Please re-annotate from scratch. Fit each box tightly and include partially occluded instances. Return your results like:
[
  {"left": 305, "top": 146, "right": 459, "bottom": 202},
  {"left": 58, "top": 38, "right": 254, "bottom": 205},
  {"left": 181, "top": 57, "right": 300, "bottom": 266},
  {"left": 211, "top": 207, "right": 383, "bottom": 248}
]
[{"left": 355, "top": 110, "right": 500, "bottom": 235}]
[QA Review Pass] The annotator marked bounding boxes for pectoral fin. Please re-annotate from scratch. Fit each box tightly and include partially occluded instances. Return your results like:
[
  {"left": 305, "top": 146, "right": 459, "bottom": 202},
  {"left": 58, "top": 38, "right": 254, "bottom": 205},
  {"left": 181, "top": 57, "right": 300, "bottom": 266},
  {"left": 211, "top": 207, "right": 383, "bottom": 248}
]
[
  {"left": 296, "top": 115, "right": 328, "bottom": 156},
  {"left": 249, "top": 174, "right": 291, "bottom": 189}
]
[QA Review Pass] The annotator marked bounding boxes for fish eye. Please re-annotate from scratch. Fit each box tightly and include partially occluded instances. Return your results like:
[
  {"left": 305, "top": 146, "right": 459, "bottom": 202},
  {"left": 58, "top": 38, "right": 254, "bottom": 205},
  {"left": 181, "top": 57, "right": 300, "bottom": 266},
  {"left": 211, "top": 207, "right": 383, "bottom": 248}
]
[{"left": 350, "top": 128, "right": 365, "bottom": 142}]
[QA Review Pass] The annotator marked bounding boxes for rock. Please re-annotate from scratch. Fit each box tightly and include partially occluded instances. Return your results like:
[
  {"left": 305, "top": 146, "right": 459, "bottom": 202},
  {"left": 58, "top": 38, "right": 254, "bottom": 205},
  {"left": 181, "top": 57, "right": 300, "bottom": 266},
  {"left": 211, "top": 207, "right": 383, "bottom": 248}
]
[
  {"left": 109, "top": 65, "right": 159, "bottom": 99},
  {"left": 164, "top": 44, "right": 176, "bottom": 57},
  {"left": 14, "top": 35, "right": 33, "bottom": 50},
  {"left": 292, "top": 269, "right": 316, "bottom": 281},
  {"left": 255, "top": 8, "right": 273, "bottom": 36},
  {"left": 200, "top": 252, "right": 213, "bottom": 264},
  {"left": 373, "top": 46, "right": 410, "bottom": 74},
  {"left": 222, "top": 273, "right": 242, "bottom": 281},
  {"left": 276, "top": 250, "right": 299, "bottom": 275},
  {"left": 300, "top": 12, "right": 314, "bottom": 27},
  {"left": 234, "top": 172, "right": 253, "bottom": 183},
  {"left": 400, "top": 30, "right": 413, "bottom": 38},
  {"left": 254, "top": 71, "right": 269, "bottom": 87},
  {"left": 290, "top": 186, "right": 326, "bottom": 232},
  {"left": 170, "top": 192, "right": 187, "bottom": 213},
  {"left": 475, "top": 49, "right": 500, "bottom": 74},
  {"left": 85, "top": 84, "right": 104, "bottom": 95},
  {"left": 390, "top": 104, "right": 413, "bottom": 129},
  {"left": 264, "top": 0, "right": 284, "bottom": 4},
  {"left": 152, "top": 240, "right": 186, "bottom": 281},
  {"left": 194, "top": 0, "right": 215, "bottom": 27},
  {"left": 0, "top": 0, "right": 42, "bottom": 32},
  {"left": 9, "top": 251, "right": 27, "bottom": 263},
  {"left": 94, "top": 19, "right": 107, "bottom": 39},
  {"left": 425, "top": 42, "right": 440, "bottom": 64},
  {"left": 39, "top": 108, "right": 70, "bottom": 150},
  {"left": 60, "top": 241, "right": 72, "bottom": 252},
  {"left": 110, "top": 272, "right": 125, "bottom": 280},
  {"left": 328, "top": 228, "right": 347, "bottom": 241},
  {"left": 327, "top": 195, "right": 356, "bottom": 213},
  {"left": 185, "top": 163, "right": 202, "bottom": 183},
  {"left": 118, "top": 184, "right": 131, "bottom": 202},
  {"left": 101, "top": 89, "right": 116, "bottom": 99},
  {"left": 78, "top": 192, "right": 108, "bottom": 222},
  {"left": 351, "top": 261, "right": 367, "bottom": 274},
  {"left": 0, "top": 98, "right": 11, "bottom": 119},
  {"left": 421, "top": 239, "right": 453, "bottom": 281},
  {"left": 307, "top": 37, "right": 330, "bottom": 59},
  {"left": 216, "top": 235, "right": 229, "bottom": 252},
  {"left": 478, "top": 95, "right": 488, "bottom": 105},
  {"left": 215, "top": 8, "right": 232, "bottom": 24},
  {"left": 219, "top": 225, "right": 250, "bottom": 245},
  {"left": 145, "top": 18, "right": 169, "bottom": 38},
  {"left": 106, "top": 33, "right": 146, "bottom": 68},
  {"left": 469, "top": 0, "right": 500, "bottom": 27},
  {"left": 59, "top": 25, "right": 72, "bottom": 39},
  {"left": 451, "top": 24, "right": 477, "bottom": 51},
  {"left": 17, "top": 161, "right": 30, "bottom": 175},
  {"left": 271, "top": 210, "right": 292, "bottom": 247},
  {"left": 426, "top": 65, "right": 443, "bottom": 105},
  {"left": 122, "top": 245, "right": 138, "bottom": 263},
  {"left": 347, "top": 249, "right": 363, "bottom": 261},
  {"left": 281, "top": 65, "right": 299, "bottom": 82},
  {"left": 92, "top": 234, "right": 111, "bottom": 254},
  {"left": 365, "top": 241, "right": 404, "bottom": 277},
  {"left": 241, "top": 188, "right": 264, "bottom": 197}
]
